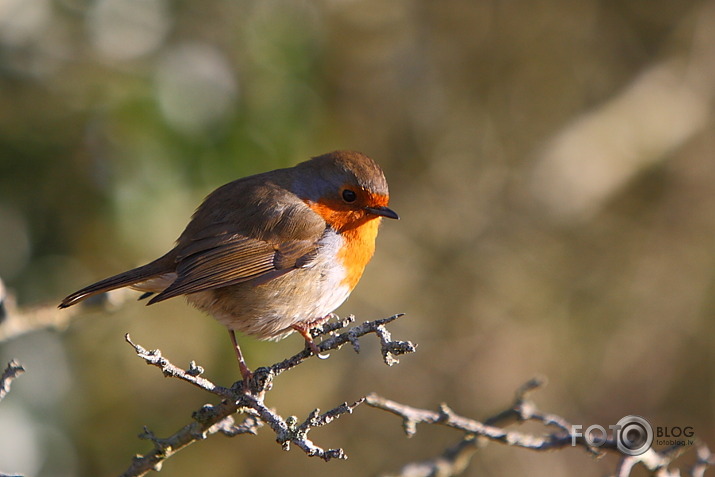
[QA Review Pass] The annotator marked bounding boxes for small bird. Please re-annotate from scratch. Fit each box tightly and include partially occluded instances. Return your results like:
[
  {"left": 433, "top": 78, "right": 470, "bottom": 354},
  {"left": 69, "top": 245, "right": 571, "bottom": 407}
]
[{"left": 60, "top": 151, "right": 398, "bottom": 382}]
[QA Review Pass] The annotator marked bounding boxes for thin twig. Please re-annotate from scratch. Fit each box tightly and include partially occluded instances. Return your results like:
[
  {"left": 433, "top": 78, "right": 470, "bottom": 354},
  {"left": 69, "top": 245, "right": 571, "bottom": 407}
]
[
  {"left": 365, "top": 393, "right": 575, "bottom": 451},
  {"left": 267, "top": 313, "right": 413, "bottom": 377},
  {"left": 125, "top": 335, "right": 234, "bottom": 399},
  {"left": 0, "top": 360, "right": 25, "bottom": 402}
]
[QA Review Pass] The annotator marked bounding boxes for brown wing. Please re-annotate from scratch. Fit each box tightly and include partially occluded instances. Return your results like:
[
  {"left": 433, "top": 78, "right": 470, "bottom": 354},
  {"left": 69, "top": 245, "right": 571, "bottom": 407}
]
[{"left": 147, "top": 174, "right": 326, "bottom": 304}]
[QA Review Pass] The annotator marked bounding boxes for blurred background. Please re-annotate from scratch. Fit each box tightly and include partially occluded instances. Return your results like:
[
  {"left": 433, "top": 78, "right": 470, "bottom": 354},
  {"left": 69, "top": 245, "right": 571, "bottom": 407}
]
[{"left": 1, "top": 0, "right": 714, "bottom": 475}]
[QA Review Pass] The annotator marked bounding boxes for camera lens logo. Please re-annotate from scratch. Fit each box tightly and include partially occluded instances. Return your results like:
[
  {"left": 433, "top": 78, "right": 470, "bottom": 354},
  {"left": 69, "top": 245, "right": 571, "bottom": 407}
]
[{"left": 616, "top": 415, "right": 653, "bottom": 456}]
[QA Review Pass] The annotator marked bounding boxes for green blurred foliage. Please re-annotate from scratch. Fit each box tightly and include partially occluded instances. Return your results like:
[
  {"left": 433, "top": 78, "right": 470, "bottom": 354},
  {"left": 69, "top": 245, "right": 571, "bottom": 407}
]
[{"left": 1, "top": 0, "right": 715, "bottom": 476}]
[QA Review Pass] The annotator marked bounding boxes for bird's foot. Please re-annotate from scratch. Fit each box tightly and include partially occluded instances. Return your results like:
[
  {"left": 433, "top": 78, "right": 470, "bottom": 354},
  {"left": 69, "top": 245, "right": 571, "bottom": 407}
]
[{"left": 292, "top": 319, "right": 331, "bottom": 359}]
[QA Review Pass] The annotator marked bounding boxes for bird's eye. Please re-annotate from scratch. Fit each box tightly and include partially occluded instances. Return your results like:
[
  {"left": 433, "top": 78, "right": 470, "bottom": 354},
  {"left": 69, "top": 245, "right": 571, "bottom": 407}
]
[{"left": 342, "top": 189, "right": 357, "bottom": 203}]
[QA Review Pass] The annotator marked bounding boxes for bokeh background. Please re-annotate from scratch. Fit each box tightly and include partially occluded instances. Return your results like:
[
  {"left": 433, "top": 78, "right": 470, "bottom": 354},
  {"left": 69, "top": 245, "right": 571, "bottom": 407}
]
[{"left": 1, "top": 0, "right": 715, "bottom": 476}]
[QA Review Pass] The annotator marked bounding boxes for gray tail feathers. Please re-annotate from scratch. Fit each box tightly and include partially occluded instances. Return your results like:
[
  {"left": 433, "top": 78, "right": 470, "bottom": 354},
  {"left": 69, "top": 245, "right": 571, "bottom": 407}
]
[{"left": 59, "top": 255, "right": 173, "bottom": 309}]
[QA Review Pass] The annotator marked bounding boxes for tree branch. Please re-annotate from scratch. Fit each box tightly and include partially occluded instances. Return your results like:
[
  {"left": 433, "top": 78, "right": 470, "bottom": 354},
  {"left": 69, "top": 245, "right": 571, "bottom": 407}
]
[
  {"left": 0, "top": 276, "right": 132, "bottom": 343},
  {"left": 121, "top": 313, "right": 415, "bottom": 477},
  {"left": 0, "top": 360, "right": 25, "bottom": 403},
  {"left": 366, "top": 377, "right": 715, "bottom": 477}
]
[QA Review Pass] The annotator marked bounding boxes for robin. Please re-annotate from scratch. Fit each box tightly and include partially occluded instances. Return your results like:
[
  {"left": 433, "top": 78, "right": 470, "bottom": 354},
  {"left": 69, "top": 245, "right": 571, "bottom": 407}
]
[{"left": 59, "top": 150, "right": 398, "bottom": 382}]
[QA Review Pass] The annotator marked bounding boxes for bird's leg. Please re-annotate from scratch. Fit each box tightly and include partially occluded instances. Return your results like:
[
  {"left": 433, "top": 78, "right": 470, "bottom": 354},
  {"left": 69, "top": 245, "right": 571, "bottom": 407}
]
[
  {"left": 228, "top": 329, "right": 253, "bottom": 386},
  {"left": 291, "top": 314, "right": 334, "bottom": 359}
]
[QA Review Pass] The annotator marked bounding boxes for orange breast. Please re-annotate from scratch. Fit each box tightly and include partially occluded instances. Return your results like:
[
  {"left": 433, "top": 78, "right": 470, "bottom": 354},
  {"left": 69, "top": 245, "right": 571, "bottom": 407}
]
[
  {"left": 306, "top": 200, "right": 382, "bottom": 290},
  {"left": 338, "top": 218, "right": 380, "bottom": 289}
]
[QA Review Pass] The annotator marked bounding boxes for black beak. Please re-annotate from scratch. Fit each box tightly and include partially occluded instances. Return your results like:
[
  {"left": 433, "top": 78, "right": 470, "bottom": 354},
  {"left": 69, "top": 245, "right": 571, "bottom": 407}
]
[{"left": 365, "top": 206, "right": 400, "bottom": 220}]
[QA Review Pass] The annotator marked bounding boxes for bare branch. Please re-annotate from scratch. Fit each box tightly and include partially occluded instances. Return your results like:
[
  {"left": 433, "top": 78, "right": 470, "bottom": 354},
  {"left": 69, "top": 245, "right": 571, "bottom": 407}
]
[
  {"left": 120, "top": 313, "right": 415, "bottom": 477},
  {"left": 691, "top": 442, "right": 715, "bottom": 477},
  {"left": 366, "top": 393, "right": 574, "bottom": 451},
  {"left": 267, "top": 313, "right": 414, "bottom": 378},
  {"left": 0, "top": 360, "right": 26, "bottom": 477},
  {"left": 367, "top": 379, "right": 714, "bottom": 477},
  {"left": 384, "top": 434, "right": 479, "bottom": 477},
  {"left": 125, "top": 335, "right": 234, "bottom": 399},
  {"left": 0, "top": 360, "right": 25, "bottom": 402},
  {"left": 0, "top": 276, "right": 132, "bottom": 343}
]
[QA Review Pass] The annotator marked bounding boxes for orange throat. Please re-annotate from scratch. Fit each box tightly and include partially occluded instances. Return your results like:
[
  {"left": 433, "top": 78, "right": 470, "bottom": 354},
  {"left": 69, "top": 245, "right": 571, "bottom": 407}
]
[{"left": 306, "top": 200, "right": 382, "bottom": 290}]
